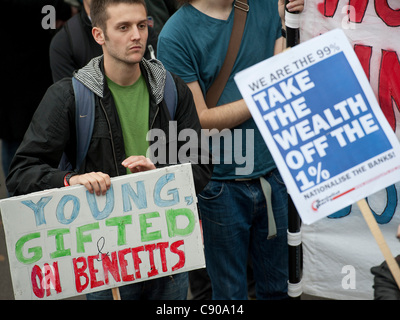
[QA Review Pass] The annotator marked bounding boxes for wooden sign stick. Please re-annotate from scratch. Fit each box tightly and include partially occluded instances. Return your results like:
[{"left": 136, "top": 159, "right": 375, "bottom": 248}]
[
  {"left": 112, "top": 288, "right": 121, "bottom": 300},
  {"left": 357, "top": 198, "right": 400, "bottom": 289}
]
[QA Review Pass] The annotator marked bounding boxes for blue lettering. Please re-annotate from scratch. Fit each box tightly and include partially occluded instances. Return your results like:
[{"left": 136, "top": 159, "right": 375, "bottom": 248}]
[
  {"left": 370, "top": 185, "right": 397, "bottom": 224},
  {"left": 86, "top": 185, "right": 115, "bottom": 220},
  {"left": 22, "top": 197, "right": 52, "bottom": 226},
  {"left": 122, "top": 181, "right": 147, "bottom": 212},
  {"left": 56, "top": 195, "right": 80, "bottom": 224},
  {"left": 328, "top": 205, "right": 351, "bottom": 219},
  {"left": 328, "top": 185, "right": 397, "bottom": 224},
  {"left": 154, "top": 173, "right": 179, "bottom": 207}
]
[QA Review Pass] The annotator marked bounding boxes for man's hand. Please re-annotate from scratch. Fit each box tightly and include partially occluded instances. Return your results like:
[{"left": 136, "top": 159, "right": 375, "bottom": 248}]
[
  {"left": 69, "top": 172, "right": 111, "bottom": 196},
  {"left": 122, "top": 156, "right": 156, "bottom": 173},
  {"left": 279, "top": 0, "right": 304, "bottom": 21}
]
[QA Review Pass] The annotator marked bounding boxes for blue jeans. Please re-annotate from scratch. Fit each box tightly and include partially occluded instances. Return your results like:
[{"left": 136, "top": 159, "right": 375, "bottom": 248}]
[
  {"left": 198, "top": 169, "right": 288, "bottom": 300},
  {"left": 86, "top": 272, "right": 188, "bottom": 300}
]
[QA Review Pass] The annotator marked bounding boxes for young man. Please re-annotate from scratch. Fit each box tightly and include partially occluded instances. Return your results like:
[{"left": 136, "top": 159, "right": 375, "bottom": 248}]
[
  {"left": 7, "top": 0, "right": 212, "bottom": 300},
  {"left": 49, "top": 0, "right": 159, "bottom": 82},
  {"left": 157, "top": 0, "right": 303, "bottom": 299}
]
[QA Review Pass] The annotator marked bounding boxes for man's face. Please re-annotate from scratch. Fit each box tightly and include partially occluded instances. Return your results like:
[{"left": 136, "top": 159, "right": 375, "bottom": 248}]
[{"left": 97, "top": 3, "right": 148, "bottom": 66}]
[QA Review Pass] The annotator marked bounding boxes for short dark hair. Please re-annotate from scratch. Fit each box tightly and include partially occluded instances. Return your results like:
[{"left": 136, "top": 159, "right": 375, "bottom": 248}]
[{"left": 91, "top": 0, "right": 147, "bottom": 31}]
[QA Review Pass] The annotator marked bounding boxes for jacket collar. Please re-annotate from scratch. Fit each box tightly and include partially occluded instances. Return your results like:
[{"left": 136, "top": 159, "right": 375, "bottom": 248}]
[{"left": 73, "top": 55, "right": 168, "bottom": 105}]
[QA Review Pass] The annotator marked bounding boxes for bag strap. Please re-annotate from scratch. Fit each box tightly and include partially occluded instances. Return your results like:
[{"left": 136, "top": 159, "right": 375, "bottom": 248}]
[
  {"left": 58, "top": 77, "right": 95, "bottom": 172},
  {"left": 164, "top": 70, "right": 178, "bottom": 120},
  {"left": 205, "top": 0, "right": 249, "bottom": 108},
  {"left": 72, "top": 77, "right": 96, "bottom": 172}
]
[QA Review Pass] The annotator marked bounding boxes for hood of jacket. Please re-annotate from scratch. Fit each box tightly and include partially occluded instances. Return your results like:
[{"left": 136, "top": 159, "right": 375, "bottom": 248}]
[{"left": 73, "top": 55, "right": 167, "bottom": 104}]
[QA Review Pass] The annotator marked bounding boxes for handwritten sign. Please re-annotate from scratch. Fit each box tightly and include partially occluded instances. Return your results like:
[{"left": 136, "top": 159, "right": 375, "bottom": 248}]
[
  {"left": 0, "top": 163, "right": 205, "bottom": 300},
  {"left": 234, "top": 29, "right": 400, "bottom": 224}
]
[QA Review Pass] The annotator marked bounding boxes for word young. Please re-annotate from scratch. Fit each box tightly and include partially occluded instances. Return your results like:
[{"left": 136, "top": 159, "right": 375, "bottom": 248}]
[{"left": 147, "top": 122, "right": 255, "bottom": 176}]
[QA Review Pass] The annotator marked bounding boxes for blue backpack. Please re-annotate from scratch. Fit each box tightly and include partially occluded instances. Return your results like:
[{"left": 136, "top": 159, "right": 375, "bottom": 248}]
[{"left": 59, "top": 71, "right": 177, "bottom": 171}]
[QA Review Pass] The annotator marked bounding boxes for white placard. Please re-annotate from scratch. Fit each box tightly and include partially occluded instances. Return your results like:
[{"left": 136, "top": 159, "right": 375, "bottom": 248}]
[
  {"left": 0, "top": 163, "right": 204, "bottom": 300},
  {"left": 235, "top": 29, "right": 400, "bottom": 224}
]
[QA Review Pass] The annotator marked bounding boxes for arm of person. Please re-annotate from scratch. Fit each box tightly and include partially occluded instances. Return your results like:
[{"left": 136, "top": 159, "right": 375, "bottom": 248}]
[
  {"left": 68, "top": 172, "right": 111, "bottom": 196},
  {"left": 122, "top": 156, "right": 156, "bottom": 173},
  {"left": 175, "top": 76, "right": 213, "bottom": 194},
  {"left": 68, "top": 156, "right": 156, "bottom": 196},
  {"left": 186, "top": 80, "right": 251, "bottom": 131}
]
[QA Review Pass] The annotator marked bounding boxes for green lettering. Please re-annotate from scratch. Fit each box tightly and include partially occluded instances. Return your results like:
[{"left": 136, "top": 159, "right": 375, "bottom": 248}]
[
  {"left": 48, "top": 228, "right": 71, "bottom": 259},
  {"left": 166, "top": 208, "right": 195, "bottom": 237},
  {"left": 76, "top": 222, "right": 99, "bottom": 253},
  {"left": 105, "top": 215, "right": 132, "bottom": 246},
  {"left": 139, "top": 212, "right": 161, "bottom": 242},
  {"left": 15, "top": 232, "right": 42, "bottom": 264}
]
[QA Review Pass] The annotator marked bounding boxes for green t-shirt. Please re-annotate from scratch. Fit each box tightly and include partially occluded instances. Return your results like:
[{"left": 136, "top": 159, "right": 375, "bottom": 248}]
[{"left": 107, "top": 75, "right": 150, "bottom": 174}]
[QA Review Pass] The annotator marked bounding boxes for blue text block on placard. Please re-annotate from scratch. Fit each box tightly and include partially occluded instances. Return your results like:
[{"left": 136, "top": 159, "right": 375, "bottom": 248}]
[{"left": 251, "top": 52, "right": 392, "bottom": 192}]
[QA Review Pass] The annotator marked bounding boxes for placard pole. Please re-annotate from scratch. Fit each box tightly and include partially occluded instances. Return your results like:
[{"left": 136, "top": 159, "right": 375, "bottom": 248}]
[
  {"left": 357, "top": 198, "right": 400, "bottom": 289},
  {"left": 112, "top": 287, "right": 121, "bottom": 300}
]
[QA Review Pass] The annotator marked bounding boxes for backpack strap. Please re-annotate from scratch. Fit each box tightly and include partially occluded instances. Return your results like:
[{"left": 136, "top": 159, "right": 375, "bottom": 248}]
[
  {"left": 164, "top": 71, "right": 177, "bottom": 120},
  {"left": 72, "top": 77, "right": 95, "bottom": 172}
]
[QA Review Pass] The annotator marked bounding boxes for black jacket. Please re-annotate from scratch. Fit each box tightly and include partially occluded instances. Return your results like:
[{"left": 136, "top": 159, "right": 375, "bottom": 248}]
[
  {"left": 371, "top": 255, "right": 400, "bottom": 300},
  {"left": 6, "top": 57, "right": 212, "bottom": 196}
]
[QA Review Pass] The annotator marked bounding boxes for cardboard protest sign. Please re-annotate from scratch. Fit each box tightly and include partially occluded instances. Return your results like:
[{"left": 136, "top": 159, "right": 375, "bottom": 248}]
[
  {"left": 234, "top": 29, "right": 400, "bottom": 225},
  {"left": 0, "top": 163, "right": 204, "bottom": 300}
]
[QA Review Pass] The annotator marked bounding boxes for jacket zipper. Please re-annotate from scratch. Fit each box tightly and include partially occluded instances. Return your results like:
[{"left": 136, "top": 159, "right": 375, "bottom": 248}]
[
  {"left": 150, "top": 105, "right": 159, "bottom": 130},
  {"left": 100, "top": 100, "right": 120, "bottom": 176}
]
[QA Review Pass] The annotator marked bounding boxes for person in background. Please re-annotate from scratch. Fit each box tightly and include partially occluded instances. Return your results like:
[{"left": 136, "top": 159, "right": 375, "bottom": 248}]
[
  {"left": 50, "top": 0, "right": 158, "bottom": 82},
  {"left": 144, "top": 0, "right": 178, "bottom": 35},
  {"left": 0, "top": 0, "right": 73, "bottom": 180},
  {"left": 371, "top": 225, "right": 400, "bottom": 300},
  {"left": 157, "top": 0, "right": 303, "bottom": 300},
  {"left": 7, "top": 0, "right": 212, "bottom": 299}
]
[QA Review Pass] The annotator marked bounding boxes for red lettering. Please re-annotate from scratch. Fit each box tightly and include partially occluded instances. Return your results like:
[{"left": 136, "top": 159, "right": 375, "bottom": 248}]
[
  {"left": 31, "top": 265, "right": 44, "bottom": 298},
  {"left": 317, "top": 0, "right": 339, "bottom": 17},
  {"left": 102, "top": 252, "right": 121, "bottom": 284},
  {"left": 157, "top": 242, "right": 169, "bottom": 273},
  {"left": 375, "top": 0, "right": 400, "bottom": 27},
  {"left": 379, "top": 49, "right": 400, "bottom": 130},
  {"left": 349, "top": 0, "right": 368, "bottom": 23},
  {"left": 70, "top": 240, "right": 191, "bottom": 295},
  {"left": 43, "top": 262, "right": 62, "bottom": 296},
  {"left": 318, "top": 0, "right": 400, "bottom": 25},
  {"left": 73, "top": 257, "right": 89, "bottom": 293},
  {"left": 118, "top": 248, "right": 134, "bottom": 282},
  {"left": 31, "top": 262, "right": 62, "bottom": 298},
  {"left": 88, "top": 255, "right": 105, "bottom": 288},
  {"left": 354, "top": 44, "right": 372, "bottom": 80},
  {"left": 145, "top": 244, "right": 159, "bottom": 277},
  {"left": 131, "top": 246, "right": 144, "bottom": 279},
  {"left": 170, "top": 240, "right": 185, "bottom": 271}
]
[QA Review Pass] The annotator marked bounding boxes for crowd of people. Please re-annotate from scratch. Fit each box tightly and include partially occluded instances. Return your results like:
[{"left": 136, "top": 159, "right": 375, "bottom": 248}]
[{"left": 2, "top": 0, "right": 399, "bottom": 300}]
